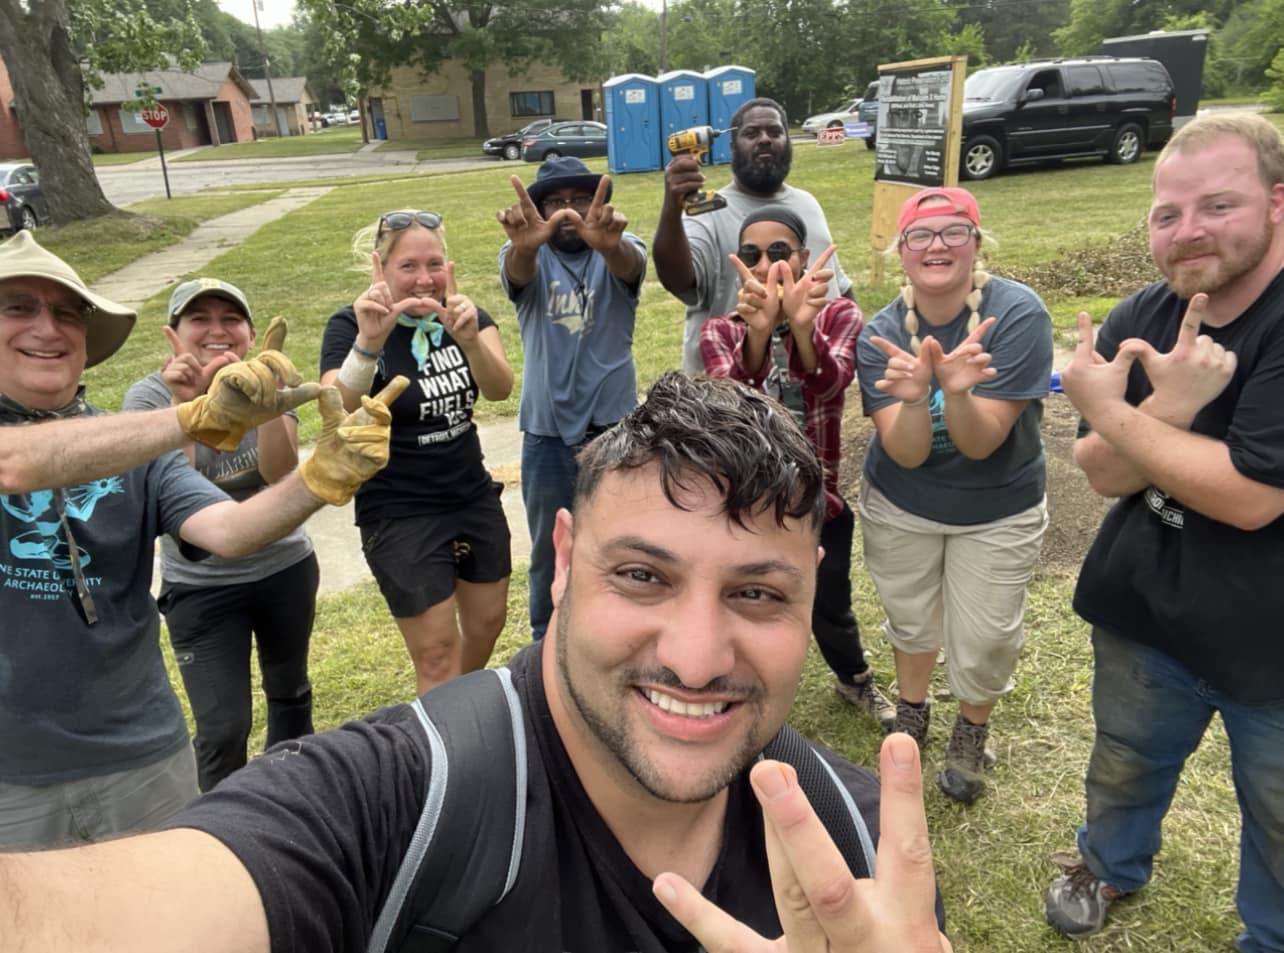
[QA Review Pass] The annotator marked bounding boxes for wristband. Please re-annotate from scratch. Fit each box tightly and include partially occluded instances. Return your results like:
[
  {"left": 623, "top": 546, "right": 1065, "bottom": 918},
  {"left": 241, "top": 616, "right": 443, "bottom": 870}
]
[
  {"left": 338, "top": 349, "right": 377, "bottom": 393},
  {"left": 351, "top": 342, "right": 381, "bottom": 359},
  {"left": 901, "top": 392, "right": 930, "bottom": 408}
]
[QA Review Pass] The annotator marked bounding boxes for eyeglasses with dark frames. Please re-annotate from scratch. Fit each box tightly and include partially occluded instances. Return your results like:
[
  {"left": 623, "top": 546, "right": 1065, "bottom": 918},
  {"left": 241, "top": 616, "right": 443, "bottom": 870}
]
[
  {"left": 542, "top": 194, "right": 595, "bottom": 213},
  {"left": 899, "top": 223, "right": 977, "bottom": 251},
  {"left": 0, "top": 293, "right": 95, "bottom": 325},
  {"left": 737, "top": 241, "right": 801, "bottom": 267},
  {"left": 376, "top": 210, "right": 443, "bottom": 243}
]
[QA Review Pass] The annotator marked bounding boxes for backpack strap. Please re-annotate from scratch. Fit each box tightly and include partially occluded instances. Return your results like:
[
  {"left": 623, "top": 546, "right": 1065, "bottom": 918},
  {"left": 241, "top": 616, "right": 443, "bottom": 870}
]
[
  {"left": 366, "top": 667, "right": 528, "bottom": 953},
  {"left": 760, "top": 725, "right": 876, "bottom": 880}
]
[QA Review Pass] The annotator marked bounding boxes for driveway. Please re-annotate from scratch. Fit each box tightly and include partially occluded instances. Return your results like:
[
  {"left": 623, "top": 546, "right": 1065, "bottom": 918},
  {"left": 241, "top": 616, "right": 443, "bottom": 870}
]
[{"left": 95, "top": 147, "right": 503, "bottom": 205}]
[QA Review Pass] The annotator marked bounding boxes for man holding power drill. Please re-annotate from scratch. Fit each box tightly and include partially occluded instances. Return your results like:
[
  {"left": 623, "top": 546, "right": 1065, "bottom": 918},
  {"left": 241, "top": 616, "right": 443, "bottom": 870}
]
[{"left": 654, "top": 97, "right": 854, "bottom": 375}]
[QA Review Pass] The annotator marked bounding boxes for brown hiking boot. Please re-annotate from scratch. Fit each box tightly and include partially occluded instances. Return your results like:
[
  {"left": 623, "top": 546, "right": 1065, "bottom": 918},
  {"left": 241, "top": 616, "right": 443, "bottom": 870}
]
[
  {"left": 937, "top": 715, "right": 992, "bottom": 804},
  {"left": 1045, "top": 852, "right": 1126, "bottom": 937},
  {"left": 834, "top": 672, "right": 897, "bottom": 731},
  {"left": 892, "top": 698, "right": 930, "bottom": 748}
]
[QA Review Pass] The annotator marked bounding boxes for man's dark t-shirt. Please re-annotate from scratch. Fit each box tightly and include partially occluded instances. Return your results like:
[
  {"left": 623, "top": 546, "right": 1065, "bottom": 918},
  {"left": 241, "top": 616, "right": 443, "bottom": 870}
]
[{"left": 168, "top": 643, "right": 890, "bottom": 952}]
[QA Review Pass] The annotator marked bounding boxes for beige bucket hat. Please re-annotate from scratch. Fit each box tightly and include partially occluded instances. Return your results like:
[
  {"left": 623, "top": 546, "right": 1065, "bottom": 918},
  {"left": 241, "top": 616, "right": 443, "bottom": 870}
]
[{"left": 0, "top": 230, "right": 137, "bottom": 367}]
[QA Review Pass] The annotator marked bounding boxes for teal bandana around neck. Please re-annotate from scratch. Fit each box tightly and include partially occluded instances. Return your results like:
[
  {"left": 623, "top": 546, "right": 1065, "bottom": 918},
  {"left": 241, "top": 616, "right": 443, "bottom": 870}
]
[{"left": 397, "top": 311, "right": 445, "bottom": 371}]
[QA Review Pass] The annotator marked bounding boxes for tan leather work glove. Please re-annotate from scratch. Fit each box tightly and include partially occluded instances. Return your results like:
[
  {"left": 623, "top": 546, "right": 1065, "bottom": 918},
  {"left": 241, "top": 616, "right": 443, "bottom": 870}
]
[
  {"left": 176, "top": 317, "right": 321, "bottom": 451},
  {"left": 300, "top": 376, "right": 409, "bottom": 506}
]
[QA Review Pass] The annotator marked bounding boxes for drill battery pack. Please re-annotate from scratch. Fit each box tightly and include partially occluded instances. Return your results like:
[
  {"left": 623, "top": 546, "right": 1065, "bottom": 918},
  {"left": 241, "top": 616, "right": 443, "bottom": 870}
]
[{"left": 683, "top": 189, "right": 727, "bottom": 216}]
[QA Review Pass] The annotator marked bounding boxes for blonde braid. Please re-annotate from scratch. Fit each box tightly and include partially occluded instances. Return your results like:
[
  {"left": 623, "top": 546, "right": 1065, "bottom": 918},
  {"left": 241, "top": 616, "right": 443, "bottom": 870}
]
[
  {"left": 901, "top": 269, "right": 992, "bottom": 351},
  {"left": 901, "top": 284, "right": 921, "bottom": 355}
]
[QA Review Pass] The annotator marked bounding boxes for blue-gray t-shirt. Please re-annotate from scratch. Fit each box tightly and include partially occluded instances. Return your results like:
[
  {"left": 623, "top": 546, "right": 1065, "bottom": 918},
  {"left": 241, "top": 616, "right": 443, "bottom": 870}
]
[
  {"left": 500, "top": 235, "right": 647, "bottom": 445},
  {"left": 0, "top": 406, "right": 228, "bottom": 784},
  {"left": 857, "top": 276, "right": 1053, "bottom": 525},
  {"left": 123, "top": 371, "right": 313, "bottom": 588}
]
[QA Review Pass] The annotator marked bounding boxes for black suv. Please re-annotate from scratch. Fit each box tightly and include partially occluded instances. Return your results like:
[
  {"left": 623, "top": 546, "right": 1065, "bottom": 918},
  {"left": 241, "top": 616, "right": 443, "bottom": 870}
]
[{"left": 958, "top": 57, "right": 1174, "bottom": 180}]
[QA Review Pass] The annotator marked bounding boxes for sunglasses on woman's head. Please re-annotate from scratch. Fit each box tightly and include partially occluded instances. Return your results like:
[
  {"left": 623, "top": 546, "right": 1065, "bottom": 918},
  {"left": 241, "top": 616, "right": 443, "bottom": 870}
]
[
  {"left": 377, "top": 210, "right": 443, "bottom": 242},
  {"left": 737, "top": 241, "right": 800, "bottom": 267}
]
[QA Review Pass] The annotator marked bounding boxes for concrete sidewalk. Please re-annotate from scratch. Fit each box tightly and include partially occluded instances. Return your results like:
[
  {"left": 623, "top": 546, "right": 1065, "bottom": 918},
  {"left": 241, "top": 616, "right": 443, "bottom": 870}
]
[
  {"left": 91, "top": 186, "right": 334, "bottom": 309},
  {"left": 89, "top": 187, "right": 529, "bottom": 599}
]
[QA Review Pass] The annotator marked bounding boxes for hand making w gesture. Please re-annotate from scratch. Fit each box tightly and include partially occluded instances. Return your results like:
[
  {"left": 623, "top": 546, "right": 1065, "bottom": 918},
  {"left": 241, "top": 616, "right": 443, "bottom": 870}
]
[
  {"left": 353, "top": 252, "right": 437, "bottom": 352},
  {"left": 780, "top": 244, "right": 836, "bottom": 338},
  {"left": 731, "top": 254, "right": 784, "bottom": 338},
  {"left": 422, "top": 262, "right": 481, "bottom": 347},
  {"left": 161, "top": 324, "right": 240, "bottom": 403},
  {"left": 926, "top": 317, "right": 997, "bottom": 396},
  {"left": 655, "top": 734, "right": 952, "bottom": 953}
]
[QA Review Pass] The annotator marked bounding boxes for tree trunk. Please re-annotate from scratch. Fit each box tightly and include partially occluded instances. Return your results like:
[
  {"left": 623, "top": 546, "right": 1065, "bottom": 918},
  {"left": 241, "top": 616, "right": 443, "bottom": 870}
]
[
  {"left": 0, "top": 0, "right": 118, "bottom": 225},
  {"left": 470, "top": 68, "right": 489, "bottom": 139}
]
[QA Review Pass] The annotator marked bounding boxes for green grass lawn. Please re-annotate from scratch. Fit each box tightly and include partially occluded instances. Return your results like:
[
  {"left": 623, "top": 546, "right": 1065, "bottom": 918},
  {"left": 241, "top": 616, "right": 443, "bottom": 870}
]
[
  {"left": 91, "top": 152, "right": 154, "bottom": 166},
  {"left": 33, "top": 190, "right": 284, "bottom": 285},
  {"left": 173, "top": 125, "right": 366, "bottom": 161},
  {"left": 61, "top": 133, "right": 1261, "bottom": 951}
]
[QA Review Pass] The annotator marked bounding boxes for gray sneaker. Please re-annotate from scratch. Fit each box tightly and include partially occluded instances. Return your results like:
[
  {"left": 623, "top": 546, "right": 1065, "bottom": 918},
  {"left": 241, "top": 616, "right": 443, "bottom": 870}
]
[
  {"left": 892, "top": 698, "right": 930, "bottom": 748},
  {"left": 1045, "top": 854, "right": 1125, "bottom": 938},
  {"left": 937, "top": 716, "right": 991, "bottom": 804},
  {"left": 834, "top": 672, "right": 896, "bottom": 731}
]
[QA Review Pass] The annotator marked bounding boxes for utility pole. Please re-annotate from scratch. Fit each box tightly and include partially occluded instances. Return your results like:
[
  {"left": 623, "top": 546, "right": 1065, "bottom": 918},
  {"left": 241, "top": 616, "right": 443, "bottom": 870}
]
[
  {"left": 659, "top": 0, "right": 668, "bottom": 73},
  {"left": 250, "top": 0, "right": 284, "bottom": 137}
]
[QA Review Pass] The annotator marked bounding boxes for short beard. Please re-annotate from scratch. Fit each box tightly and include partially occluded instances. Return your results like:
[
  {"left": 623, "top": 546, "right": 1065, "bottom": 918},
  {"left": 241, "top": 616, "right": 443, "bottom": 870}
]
[
  {"left": 554, "top": 573, "right": 766, "bottom": 804},
  {"left": 549, "top": 228, "right": 588, "bottom": 254},
  {"left": 1161, "top": 216, "right": 1273, "bottom": 300},
  {"left": 731, "top": 138, "right": 793, "bottom": 195}
]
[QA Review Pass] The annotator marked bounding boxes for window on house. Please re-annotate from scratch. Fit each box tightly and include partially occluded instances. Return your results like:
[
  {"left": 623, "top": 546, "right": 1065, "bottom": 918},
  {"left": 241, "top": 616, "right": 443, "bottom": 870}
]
[
  {"left": 85, "top": 110, "right": 104, "bottom": 136},
  {"left": 510, "top": 91, "right": 554, "bottom": 118}
]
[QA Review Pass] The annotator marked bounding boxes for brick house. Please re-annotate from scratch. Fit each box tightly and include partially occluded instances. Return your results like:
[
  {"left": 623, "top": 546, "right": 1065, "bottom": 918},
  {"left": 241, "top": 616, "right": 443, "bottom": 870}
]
[
  {"left": 0, "top": 58, "right": 30, "bottom": 159},
  {"left": 87, "top": 62, "right": 258, "bottom": 154},
  {"left": 250, "top": 77, "right": 317, "bottom": 138},
  {"left": 368, "top": 60, "right": 601, "bottom": 142}
]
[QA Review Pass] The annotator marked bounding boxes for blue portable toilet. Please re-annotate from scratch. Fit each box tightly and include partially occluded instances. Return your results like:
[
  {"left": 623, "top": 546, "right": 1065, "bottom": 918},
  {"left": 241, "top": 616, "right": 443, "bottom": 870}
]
[
  {"left": 604, "top": 73, "right": 661, "bottom": 174},
  {"left": 657, "top": 70, "right": 709, "bottom": 152},
  {"left": 704, "top": 65, "right": 756, "bottom": 165}
]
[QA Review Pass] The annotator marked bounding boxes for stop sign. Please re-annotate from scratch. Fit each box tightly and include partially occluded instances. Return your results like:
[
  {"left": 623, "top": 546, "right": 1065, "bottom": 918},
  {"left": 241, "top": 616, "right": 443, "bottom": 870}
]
[{"left": 141, "top": 103, "right": 170, "bottom": 130}]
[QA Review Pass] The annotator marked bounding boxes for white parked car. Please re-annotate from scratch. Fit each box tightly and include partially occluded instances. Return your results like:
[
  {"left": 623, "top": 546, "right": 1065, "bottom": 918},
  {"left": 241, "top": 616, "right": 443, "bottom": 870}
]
[{"left": 800, "top": 98, "right": 862, "bottom": 137}]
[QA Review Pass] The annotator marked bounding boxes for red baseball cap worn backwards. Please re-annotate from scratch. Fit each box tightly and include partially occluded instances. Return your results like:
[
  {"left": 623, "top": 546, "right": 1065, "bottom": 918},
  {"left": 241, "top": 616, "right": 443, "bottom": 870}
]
[{"left": 897, "top": 187, "right": 981, "bottom": 234}]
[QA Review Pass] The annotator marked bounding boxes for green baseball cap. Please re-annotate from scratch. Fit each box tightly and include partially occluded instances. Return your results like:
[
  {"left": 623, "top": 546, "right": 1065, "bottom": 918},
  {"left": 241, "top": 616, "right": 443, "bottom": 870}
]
[{"left": 167, "top": 278, "right": 253, "bottom": 327}]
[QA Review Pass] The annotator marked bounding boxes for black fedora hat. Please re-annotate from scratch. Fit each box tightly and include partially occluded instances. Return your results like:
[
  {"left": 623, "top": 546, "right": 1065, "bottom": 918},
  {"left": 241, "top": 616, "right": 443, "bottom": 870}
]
[{"left": 526, "top": 156, "right": 611, "bottom": 207}]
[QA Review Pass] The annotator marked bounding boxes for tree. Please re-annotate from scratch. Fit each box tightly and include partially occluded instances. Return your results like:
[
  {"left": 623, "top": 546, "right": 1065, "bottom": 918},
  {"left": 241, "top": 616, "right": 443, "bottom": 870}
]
[
  {"left": 0, "top": 0, "right": 203, "bottom": 225},
  {"left": 296, "top": 0, "right": 607, "bottom": 139},
  {"left": 947, "top": 0, "right": 1070, "bottom": 62}
]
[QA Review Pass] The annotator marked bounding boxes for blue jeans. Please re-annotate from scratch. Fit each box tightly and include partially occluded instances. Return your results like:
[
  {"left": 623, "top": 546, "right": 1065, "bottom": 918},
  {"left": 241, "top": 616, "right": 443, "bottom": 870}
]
[
  {"left": 522, "top": 432, "right": 583, "bottom": 640},
  {"left": 1078, "top": 627, "right": 1284, "bottom": 953}
]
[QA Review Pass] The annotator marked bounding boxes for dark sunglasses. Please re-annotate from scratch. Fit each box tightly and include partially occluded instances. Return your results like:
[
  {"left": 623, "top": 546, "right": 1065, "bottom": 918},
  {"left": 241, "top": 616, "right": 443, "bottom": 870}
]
[
  {"left": 737, "top": 241, "right": 800, "bottom": 267},
  {"left": 376, "top": 210, "right": 443, "bottom": 242}
]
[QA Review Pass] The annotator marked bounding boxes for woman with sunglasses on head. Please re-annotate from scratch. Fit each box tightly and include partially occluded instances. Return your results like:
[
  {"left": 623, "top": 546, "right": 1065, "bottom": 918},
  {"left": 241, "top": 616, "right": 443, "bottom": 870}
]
[
  {"left": 320, "top": 210, "right": 514, "bottom": 694},
  {"left": 700, "top": 205, "right": 897, "bottom": 734},
  {"left": 856, "top": 187, "right": 1052, "bottom": 804}
]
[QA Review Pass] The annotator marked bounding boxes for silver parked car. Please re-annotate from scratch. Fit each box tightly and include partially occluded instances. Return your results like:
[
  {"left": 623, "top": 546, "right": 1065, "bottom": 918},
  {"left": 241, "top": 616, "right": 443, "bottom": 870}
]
[{"left": 0, "top": 164, "right": 49, "bottom": 235}]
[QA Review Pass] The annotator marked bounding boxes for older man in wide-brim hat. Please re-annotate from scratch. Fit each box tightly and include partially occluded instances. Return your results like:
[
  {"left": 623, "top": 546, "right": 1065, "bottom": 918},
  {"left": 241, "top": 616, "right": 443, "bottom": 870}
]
[{"left": 0, "top": 230, "right": 396, "bottom": 850}]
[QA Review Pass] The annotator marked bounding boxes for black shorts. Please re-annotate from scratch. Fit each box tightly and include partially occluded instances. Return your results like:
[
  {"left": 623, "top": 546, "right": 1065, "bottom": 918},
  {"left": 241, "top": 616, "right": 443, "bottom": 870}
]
[{"left": 360, "top": 484, "right": 512, "bottom": 618}]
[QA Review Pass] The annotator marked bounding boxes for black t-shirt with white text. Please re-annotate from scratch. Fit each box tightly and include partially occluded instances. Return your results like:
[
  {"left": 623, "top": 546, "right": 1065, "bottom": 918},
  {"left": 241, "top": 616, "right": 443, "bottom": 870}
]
[
  {"left": 320, "top": 305, "right": 497, "bottom": 525},
  {"left": 1074, "top": 273, "right": 1284, "bottom": 704}
]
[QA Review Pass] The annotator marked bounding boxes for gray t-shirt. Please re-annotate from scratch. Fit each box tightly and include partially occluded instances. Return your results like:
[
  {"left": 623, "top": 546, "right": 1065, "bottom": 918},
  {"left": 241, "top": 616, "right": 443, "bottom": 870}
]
[
  {"left": 678, "top": 179, "right": 851, "bottom": 373},
  {"left": 123, "top": 372, "right": 313, "bottom": 587},
  {"left": 499, "top": 235, "right": 647, "bottom": 444},
  {"left": 0, "top": 405, "right": 228, "bottom": 784},
  {"left": 857, "top": 276, "right": 1052, "bottom": 524}
]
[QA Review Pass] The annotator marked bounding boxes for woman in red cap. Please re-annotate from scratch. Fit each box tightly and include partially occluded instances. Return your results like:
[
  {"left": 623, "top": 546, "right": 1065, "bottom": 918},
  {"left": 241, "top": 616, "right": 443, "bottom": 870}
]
[{"left": 855, "top": 187, "right": 1053, "bottom": 804}]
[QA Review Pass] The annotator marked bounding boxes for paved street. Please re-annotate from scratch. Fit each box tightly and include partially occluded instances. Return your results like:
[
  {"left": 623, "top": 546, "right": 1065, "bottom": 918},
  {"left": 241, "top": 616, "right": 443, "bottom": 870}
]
[{"left": 95, "top": 145, "right": 504, "bottom": 205}]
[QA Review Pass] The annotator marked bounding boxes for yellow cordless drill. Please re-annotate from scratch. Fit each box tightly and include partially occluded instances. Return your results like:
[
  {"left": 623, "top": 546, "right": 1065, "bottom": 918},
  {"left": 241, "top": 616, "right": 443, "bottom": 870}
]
[{"left": 667, "top": 126, "right": 731, "bottom": 215}]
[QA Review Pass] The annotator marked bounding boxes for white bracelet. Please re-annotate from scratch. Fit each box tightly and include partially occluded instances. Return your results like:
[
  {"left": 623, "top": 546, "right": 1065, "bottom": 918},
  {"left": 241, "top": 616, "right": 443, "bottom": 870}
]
[{"left": 338, "top": 348, "right": 377, "bottom": 392}]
